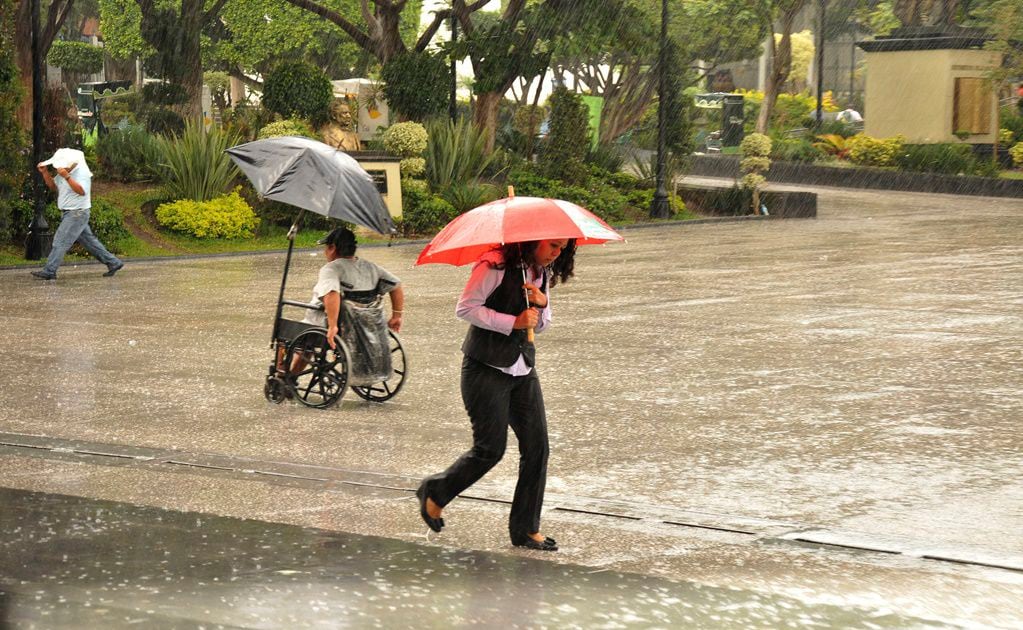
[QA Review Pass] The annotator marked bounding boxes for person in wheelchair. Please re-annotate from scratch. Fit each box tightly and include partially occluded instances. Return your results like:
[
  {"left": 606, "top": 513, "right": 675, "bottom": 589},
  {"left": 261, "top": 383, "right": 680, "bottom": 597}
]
[{"left": 280, "top": 227, "right": 404, "bottom": 374}]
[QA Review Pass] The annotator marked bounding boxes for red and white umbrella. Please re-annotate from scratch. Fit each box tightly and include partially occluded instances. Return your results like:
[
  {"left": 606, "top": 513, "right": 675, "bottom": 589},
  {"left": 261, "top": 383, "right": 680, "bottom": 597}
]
[
  {"left": 415, "top": 193, "right": 624, "bottom": 267},
  {"left": 416, "top": 190, "right": 624, "bottom": 341}
]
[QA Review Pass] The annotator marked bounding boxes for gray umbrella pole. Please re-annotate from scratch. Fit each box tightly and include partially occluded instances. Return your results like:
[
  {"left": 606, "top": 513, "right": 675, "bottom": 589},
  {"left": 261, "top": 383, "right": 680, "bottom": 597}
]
[{"left": 270, "top": 210, "right": 306, "bottom": 347}]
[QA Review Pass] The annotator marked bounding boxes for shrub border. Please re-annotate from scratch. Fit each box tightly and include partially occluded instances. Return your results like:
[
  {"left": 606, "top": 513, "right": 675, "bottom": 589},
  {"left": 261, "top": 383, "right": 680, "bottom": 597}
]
[{"left": 690, "top": 155, "right": 1023, "bottom": 198}]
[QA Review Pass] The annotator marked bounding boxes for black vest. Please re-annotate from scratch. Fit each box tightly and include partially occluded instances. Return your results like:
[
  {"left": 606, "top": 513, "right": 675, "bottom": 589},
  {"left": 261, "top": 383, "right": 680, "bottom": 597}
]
[{"left": 461, "top": 263, "right": 547, "bottom": 368}]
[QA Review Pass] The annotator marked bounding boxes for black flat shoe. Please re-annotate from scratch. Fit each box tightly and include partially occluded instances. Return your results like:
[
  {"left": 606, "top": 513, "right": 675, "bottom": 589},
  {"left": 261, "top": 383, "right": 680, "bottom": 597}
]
[
  {"left": 511, "top": 536, "right": 558, "bottom": 551},
  {"left": 415, "top": 483, "right": 444, "bottom": 533}
]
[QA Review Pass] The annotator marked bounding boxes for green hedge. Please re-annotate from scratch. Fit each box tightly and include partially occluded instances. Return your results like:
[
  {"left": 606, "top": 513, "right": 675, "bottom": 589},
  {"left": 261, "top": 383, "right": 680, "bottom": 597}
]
[
  {"left": 47, "top": 41, "right": 104, "bottom": 74},
  {"left": 398, "top": 179, "right": 456, "bottom": 236},
  {"left": 895, "top": 143, "right": 998, "bottom": 176}
]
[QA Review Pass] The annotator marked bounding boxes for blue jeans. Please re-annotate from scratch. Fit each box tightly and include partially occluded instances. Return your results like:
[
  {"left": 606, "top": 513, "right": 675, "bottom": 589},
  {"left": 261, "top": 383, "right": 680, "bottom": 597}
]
[{"left": 43, "top": 207, "right": 121, "bottom": 275}]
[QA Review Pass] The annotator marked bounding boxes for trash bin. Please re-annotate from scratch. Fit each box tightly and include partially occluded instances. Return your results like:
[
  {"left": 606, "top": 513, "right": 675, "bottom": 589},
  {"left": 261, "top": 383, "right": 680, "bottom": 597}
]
[{"left": 721, "top": 95, "right": 744, "bottom": 147}]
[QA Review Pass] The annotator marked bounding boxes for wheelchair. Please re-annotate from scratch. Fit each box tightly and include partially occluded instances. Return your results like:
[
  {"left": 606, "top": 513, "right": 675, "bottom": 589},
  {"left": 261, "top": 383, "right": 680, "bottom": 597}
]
[{"left": 264, "top": 289, "right": 407, "bottom": 409}]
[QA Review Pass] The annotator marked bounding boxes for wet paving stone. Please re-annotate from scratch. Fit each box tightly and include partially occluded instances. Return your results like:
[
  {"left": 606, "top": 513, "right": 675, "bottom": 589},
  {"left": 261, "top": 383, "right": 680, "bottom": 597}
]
[{"left": 0, "top": 488, "right": 946, "bottom": 629}]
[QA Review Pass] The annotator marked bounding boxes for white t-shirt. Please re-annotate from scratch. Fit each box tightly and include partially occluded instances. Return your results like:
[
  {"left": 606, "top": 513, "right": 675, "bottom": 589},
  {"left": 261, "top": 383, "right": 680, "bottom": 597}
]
[
  {"left": 55, "top": 166, "right": 91, "bottom": 210},
  {"left": 302, "top": 256, "right": 401, "bottom": 326}
]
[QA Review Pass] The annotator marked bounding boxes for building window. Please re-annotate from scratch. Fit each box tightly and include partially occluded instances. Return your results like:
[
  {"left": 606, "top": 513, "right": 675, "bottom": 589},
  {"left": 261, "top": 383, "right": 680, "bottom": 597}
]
[
  {"left": 953, "top": 77, "right": 992, "bottom": 135},
  {"left": 365, "top": 169, "right": 388, "bottom": 194}
]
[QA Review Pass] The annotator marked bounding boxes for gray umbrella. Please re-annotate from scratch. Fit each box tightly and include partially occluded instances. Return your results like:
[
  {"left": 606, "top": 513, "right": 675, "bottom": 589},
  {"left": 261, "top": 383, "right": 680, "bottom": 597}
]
[{"left": 226, "top": 136, "right": 395, "bottom": 234}]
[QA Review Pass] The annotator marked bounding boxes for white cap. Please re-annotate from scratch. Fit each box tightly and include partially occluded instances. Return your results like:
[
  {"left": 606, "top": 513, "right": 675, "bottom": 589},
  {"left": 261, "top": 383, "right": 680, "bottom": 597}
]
[{"left": 40, "top": 148, "right": 86, "bottom": 169}]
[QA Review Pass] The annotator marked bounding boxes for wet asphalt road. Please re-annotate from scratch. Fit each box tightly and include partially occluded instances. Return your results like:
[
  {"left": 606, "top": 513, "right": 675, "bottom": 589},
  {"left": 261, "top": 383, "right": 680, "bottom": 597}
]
[{"left": 1, "top": 180, "right": 1021, "bottom": 627}]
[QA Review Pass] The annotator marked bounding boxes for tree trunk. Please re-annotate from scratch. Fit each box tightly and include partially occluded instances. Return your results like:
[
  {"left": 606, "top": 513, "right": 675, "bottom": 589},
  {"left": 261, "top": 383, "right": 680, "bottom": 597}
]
[
  {"left": 13, "top": 0, "right": 76, "bottom": 129},
  {"left": 756, "top": 5, "right": 800, "bottom": 134},
  {"left": 178, "top": 0, "right": 204, "bottom": 122},
  {"left": 376, "top": 5, "right": 406, "bottom": 64},
  {"left": 473, "top": 91, "right": 502, "bottom": 154}
]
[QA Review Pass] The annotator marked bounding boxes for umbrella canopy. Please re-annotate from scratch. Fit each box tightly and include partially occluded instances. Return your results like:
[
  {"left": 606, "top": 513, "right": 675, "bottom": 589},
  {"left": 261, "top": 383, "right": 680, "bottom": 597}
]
[
  {"left": 416, "top": 195, "right": 624, "bottom": 266},
  {"left": 226, "top": 136, "right": 394, "bottom": 234}
]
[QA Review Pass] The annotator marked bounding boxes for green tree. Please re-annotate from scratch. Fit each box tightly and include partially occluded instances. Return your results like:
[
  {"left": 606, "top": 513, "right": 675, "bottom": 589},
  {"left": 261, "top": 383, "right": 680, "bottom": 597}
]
[
  {"left": 279, "top": 0, "right": 449, "bottom": 65},
  {"left": 380, "top": 50, "right": 451, "bottom": 122},
  {"left": 262, "top": 61, "right": 332, "bottom": 121},
  {"left": 98, "top": 0, "right": 229, "bottom": 121},
  {"left": 539, "top": 87, "right": 589, "bottom": 184},
  {"left": 99, "top": 0, "right": 423, "bottom": 111},
  {"left": 452, "top": 0, "right": 624, "bottom": 153},
  {"left": 551, "top": 0, "right": 765, "bottom": 143},
  {"left": 1, "top": 0, "right": 25, "bottom": 241}
]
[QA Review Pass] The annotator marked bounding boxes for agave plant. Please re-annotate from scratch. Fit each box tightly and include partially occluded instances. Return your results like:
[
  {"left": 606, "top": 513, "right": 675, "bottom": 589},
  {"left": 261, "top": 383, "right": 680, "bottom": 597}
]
[
  {"left": 812, "top": 134, "right": 851, "bottom": 160},
  {"left": 153, "top": 120, "right": 241, "bottom": 202},
  {"left": 441, "top": 181, "right": 501, "bottom": 214},
  {"left": 424, "top": 117, "right": 500, "bottom": 194}
]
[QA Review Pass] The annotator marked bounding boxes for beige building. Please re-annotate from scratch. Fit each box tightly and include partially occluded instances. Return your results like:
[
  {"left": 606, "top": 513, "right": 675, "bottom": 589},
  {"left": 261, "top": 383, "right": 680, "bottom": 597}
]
[{"left": 859, "top": 30, "right": 1002, "bottom": 144}]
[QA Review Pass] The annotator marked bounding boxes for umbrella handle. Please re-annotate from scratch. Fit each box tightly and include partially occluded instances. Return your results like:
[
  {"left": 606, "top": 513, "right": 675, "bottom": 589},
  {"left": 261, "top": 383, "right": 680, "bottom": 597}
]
[{"left": 520, "top": 262, "right": 535, "bottom": 344}]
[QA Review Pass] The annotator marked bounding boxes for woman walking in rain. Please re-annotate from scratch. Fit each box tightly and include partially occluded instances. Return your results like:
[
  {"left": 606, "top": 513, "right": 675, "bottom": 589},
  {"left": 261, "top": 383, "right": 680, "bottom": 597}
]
[{"left": 417, "top": 238, "right": 576, "bottom": 551}]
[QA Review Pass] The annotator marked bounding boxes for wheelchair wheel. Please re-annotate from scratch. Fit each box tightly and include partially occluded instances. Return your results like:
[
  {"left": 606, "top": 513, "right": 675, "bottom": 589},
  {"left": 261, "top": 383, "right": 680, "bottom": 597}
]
[
  {"left": 352, "top": 330, "right": 407, "bottom": 403},
  {"left": 284, "top": 329, "right": 350, "bottom": 409},
  {"left": 264, "top": 375, "right": 288, "bottom": 404}
]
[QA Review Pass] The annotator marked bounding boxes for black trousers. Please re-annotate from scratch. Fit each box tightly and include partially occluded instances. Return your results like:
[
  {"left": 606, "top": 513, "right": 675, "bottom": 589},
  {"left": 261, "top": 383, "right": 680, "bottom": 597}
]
[{"left": 423, "top": 355, "right": 549, "bottom": 539}]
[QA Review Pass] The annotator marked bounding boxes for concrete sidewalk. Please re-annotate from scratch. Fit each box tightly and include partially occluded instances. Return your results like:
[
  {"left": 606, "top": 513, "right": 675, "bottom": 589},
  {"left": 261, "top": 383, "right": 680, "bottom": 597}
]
[
  {"left": 1, "top": 184, "right": 1021, "bottom": 626},
  {"left": 1, "top": 487, "right": 951, "bottom": 629}
]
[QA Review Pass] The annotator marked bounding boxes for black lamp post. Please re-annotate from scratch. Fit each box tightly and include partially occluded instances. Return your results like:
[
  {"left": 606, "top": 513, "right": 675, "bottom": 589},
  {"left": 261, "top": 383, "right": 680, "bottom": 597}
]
[
  {"left": 648, "top": 0, "right": 671, "bottom": 219},
  {"left": 25, "top": 0, "right": 51, "bottom": 260},
  {"left": 449, "top": 12, "right": 458, "bottom": 122},
  {"left": 814, "top": 0, "right": 826, "bottom": 129}
]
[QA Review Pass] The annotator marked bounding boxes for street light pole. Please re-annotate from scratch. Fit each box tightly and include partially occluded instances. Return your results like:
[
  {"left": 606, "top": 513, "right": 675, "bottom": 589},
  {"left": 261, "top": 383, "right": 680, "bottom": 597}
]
[
  {"left": 814, "top": 0, "right": 826, "bottom": 129},
  {"left": 449, "top": 12, "right": 458, "bottom": 122},
  {"left": 25, "top": 0, "right": 51, "bottom": 260},
  {"left": 648, "top": 0, "right": 671, "bottom": 219}
]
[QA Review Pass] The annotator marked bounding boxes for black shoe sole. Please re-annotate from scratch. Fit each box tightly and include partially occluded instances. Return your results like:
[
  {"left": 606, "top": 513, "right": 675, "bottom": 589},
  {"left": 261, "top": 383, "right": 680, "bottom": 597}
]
[
  {"left": 415, "top": 484, "right": 444, "bottom": 533},
  {"left": 103, "top": 264, "right": 124, "bottom": 277},
  {"left": 511, "top": 536, "right": 558, "bottom": 551}
]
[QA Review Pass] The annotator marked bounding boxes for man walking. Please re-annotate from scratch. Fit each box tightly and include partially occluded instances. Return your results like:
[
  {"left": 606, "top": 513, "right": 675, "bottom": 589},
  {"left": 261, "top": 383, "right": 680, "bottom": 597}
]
[{"left": 31, "top": 148, "right": 123, "bottom": 280}]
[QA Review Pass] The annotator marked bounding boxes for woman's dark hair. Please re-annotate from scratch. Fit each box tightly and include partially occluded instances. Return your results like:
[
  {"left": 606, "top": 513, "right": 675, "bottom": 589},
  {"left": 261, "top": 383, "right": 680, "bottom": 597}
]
[
  {"left": 497, "top": 239, "right": 577, "bottom": 287},
  {"left": 323, "top": 227, "right": 357, "bottom": 257}
]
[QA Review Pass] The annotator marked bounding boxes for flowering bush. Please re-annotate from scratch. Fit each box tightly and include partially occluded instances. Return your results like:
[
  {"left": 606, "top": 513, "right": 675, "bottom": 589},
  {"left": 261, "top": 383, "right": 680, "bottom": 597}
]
[
  {"left": 1010, "top": 143, "right": 1023, "bottom": 168},
  {"left": 739, "top": 133, "right": 771, "bottom": 214},
  {"left": 846, "top": 134, "right": 904, "bottom": 167},
  {"left": 257, "top": 118, "right": 317, "bottom": 139},
  {"left": 740, "top": 173, "right": 766, "bottom": 191},
  {"left": 383, "top": 122, "right": 428, "bottom": 157},
  {"left": 156, "top": 188, "right": 259, "bottom": 239},
  {"left": 735, "top": 89, "right": 840, "bottom": 130},
  {"left": 740, "top": 133, "right": 772, "bottom": 159},
  {"left": 400, "top": 156, "right": 426, "bottom": 177}
]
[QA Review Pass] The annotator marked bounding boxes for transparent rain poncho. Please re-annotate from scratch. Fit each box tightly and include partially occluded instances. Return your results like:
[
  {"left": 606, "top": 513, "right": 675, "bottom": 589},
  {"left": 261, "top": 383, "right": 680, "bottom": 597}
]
[{"left": 341, "top": 299, "right": 392, "bottom": 386}]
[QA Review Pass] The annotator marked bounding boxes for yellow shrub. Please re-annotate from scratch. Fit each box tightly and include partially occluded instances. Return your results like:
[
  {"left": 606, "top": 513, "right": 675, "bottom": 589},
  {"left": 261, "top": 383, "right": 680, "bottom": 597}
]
[
  {"left": 1010, "top": 142, "right": 1023, "bottom": 168},
  {"left": 156, "top": 188, "right": 259, "bottom": 239},
  {"left": 846, "top": 134, "right": 904, "bottom": 167}
]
